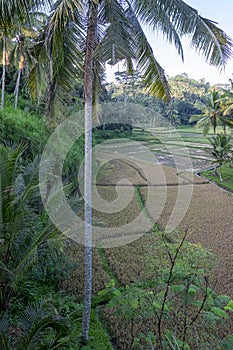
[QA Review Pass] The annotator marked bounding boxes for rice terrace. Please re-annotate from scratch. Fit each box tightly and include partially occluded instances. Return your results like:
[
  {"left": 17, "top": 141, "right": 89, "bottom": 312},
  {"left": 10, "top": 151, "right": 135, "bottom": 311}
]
[
  {"left": 2, "top": 0, "right": 233, "bottom": 349},
  {"left": 62, "top": 125, "right": 233, "bottom": 349}
]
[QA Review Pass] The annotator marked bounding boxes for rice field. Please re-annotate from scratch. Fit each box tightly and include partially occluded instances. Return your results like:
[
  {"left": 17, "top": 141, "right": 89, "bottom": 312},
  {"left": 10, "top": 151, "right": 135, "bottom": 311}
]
[{"left": 64, "top": 127, "right": 233, "bottom": 299}]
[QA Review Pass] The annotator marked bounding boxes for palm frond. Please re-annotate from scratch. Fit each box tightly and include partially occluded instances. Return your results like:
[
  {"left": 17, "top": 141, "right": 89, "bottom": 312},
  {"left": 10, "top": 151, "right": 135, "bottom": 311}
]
[
  {"left": 14, "top": 226, "right": 64, "bottom": 280},
  {"left": 190, "top": 114, "right": 208, "bottom": 123},
  {"left": 32, "top": 0, "right": 85, "bottom": 116},
  {"left": 221, "top": 115, "right": 233, "bottom": 127},
  {"left": 0, "top": 0, "right": 51, "bottom": 29},
  {"left": 0, "top": 144, "right": 26, "bottom": 199},
  {"left": 14, "top": 300, "right": 69, "bottom": 349},
  {"left": 191, "top": 16, "right": 232, "bottom": 68},
  {"left": 131, "top": 0, "right": 184, "bottom": 59},
  {"left": 0, "top": 313, "right": 10, "bottom": 350},
  {"left": 0, "top": 146, "right": 65, "bottom": 303},
  {"left": 126, "top": 5, "right": 171, "bottom": 100},
  {"left": 132, "top": 0, "right": 233, "bottom": 68},
  {"left": 96, "top": 0, "right": 136, "bottom": 65},
  {"left": 223, "top": 105, "right": 233, "bottom": 116},
  {"left": 28, "top": 61, "right": 47, "bottom": 100}
]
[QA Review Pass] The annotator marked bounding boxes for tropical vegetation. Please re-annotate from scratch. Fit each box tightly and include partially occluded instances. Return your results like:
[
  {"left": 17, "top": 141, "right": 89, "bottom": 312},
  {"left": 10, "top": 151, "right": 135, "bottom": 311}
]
[{"left": 1, "top": 0, "right": 233, "bottom": 348}]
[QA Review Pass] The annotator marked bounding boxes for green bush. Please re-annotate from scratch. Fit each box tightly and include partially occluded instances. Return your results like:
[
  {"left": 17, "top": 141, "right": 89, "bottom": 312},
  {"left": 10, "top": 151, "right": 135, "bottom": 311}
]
[
  {"left": 102, "top": 231, "right": 233, "bottom": 350},
  {"left": 0, "top": 104, "right": 49, "bottom": 159}
]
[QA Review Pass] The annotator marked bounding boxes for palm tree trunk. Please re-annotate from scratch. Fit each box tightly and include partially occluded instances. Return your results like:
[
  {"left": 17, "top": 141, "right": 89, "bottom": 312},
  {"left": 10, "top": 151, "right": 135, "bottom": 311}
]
[
  {"left": 14, "top": 68, "right": 21, "bottom": 110},
  {"left": 223, "top": 122, "right": 226, "bottom": 135},
  {"left": 219, "top": 166, "right": 223, "bottom": 181},
  {"left": 213, "top": 116, "right": 217, "bottom": 135},
  {"left": 45, "top": 59, "right": 56, "bottom": 124},
  {"left": 1, "top": 36, "right": 7, "bottom": 110},
  {"left": 45, "top": 79, "right": 56, "bottom": 124},
  {"left": 0, "top": 174, "right": 2, "bottom": 239},
  {"left": 81, "top": 1, "right": 97, "bottom": 341},
  {"left": 214, "top": 164, "right": 218, "bottom": 176}
]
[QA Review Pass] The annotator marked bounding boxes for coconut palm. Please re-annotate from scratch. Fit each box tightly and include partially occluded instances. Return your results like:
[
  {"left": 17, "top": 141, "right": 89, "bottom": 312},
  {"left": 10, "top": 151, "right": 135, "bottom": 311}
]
[
  {"left": 191, "top": 89, "right": 233, "bottom": 135},
  {"left": 0, "top": 32, "right": 10, "bottom": 109},
  {"left": 0, "top": 300, "right": 70, "bottom": 349},
  {"left": 0, "top": 145, "right": 65, "bottom": 314},
  {"left": 10, "top": 25, "right": 38, "bottom": 109},
  {"left": 0, "top": 0, "right": 51, "bottom": 109},
  {"left": 190, "top": 90, "right": 226, "bottom": 135},
  {"left": 28, "top": 0, "right": 233, "bottom": 341},
  {"left": 208, "top": 133, "right": 232, "bottom": 180},
  {"left": 217, "top": 90, "right": 233, "bottom": 131}
]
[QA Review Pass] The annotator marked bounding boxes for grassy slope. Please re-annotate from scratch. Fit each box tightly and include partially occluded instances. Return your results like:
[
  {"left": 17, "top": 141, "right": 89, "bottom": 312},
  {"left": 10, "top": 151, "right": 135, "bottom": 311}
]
[{"left": 202, "top": 164, "right": 233, "bottom": 192}]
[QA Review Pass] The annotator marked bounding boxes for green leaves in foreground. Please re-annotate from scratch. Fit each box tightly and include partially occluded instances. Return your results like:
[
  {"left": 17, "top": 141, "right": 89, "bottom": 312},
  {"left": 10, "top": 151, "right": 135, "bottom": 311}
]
[
  {"left": 0, "top": 300, "right": 70, "bottom": 350},
  {"left": 102, "top": 232, "right": 233, "bottom": 350},
  {"left": 0, "top": 145, "right": 65, "bottom": 314}
]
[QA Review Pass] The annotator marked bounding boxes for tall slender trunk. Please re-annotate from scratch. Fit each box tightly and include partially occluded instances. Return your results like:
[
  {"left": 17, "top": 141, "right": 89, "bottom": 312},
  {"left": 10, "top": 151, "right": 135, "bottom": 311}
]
[
  {"left": 14, "top": 54, "right": 25, "bottom": 110},
  {"left": 223, "top": 121, "right": 226, "bottom": 135},
  {"left": 81, "top": 1, "right": 98, "bottom": 341},
  {"left": 14, "top": 68, "right": 21, "bottom": 110},
  {"left": 0, "top": 174, "right": 2, "bottom": 240},
  {"left": 45, "top": 79, "right": 56, "bottom": 123},
  {"left": 1, "top": 36, "right": 7, "bottom": 110},
  {"left": 45, "top": 59, "right": 56, "bottom": 124},
  {"left": 213, "top": 116, "right": 217, "bottom": 135},
  {"left": 214, "top": 164, "right": 218, "bottom": 176}
]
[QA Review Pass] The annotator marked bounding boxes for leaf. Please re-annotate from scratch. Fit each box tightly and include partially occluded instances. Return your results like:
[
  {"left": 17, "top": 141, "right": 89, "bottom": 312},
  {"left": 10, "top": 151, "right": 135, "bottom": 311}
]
[
  {"left": 219, "top": 334, "right": 233, "bottom": 350},
  {"left": 113, "top": 289, "right": 121, "bottom": 297},
  {"left": 170, "top": 284, "right": 185, "bottom": 293},
  {"left": 210, "top": 307, "right": 228, "bottom": 319},
  {"left": 98, "top": 289, "right": 109, "bottom": 296},
  {"left": 192, "top": 300, "right": 203, "bottom": 307},
  {"left": 203, "top": 124, "right": 210, "bottom": 136},
  {"left": 188, "top": 285, "right": 199, "bottom": 295},
  {"left": 165, "top": 330, "right": 191, "bottom": 350},
  {"left": 224, "top": 300, "right": 233, "bottom": 312}
]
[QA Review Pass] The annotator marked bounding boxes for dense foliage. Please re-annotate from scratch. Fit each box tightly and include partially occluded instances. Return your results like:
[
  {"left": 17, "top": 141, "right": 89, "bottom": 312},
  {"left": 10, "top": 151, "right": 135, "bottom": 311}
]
[
  {"left": 0, "top": 0, "right": 233, "bottom": 347},
  {"left": 104, "top": 72, "right": 230, "bottom": 126}
]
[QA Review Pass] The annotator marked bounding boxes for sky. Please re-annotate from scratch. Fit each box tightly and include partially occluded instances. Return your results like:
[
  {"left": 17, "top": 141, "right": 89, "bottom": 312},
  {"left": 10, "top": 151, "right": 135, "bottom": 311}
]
[{"left": 106, "top": 0, "right": 233, "bottom": 85}]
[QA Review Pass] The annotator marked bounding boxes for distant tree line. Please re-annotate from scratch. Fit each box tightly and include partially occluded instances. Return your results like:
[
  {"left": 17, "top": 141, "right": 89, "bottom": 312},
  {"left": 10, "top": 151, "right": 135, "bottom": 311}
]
[{"left": 104, "top": 71, "right": 231, "bottom": 126}]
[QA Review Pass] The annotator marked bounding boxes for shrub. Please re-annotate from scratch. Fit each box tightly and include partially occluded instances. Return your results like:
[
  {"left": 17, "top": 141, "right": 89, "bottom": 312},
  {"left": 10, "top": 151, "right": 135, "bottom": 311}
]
[
  {"left": 102, "top": 231, "right": 233, "bottom": 350},
  {"left": 0, "top": 105, "right": 49, "bottom": 159}
]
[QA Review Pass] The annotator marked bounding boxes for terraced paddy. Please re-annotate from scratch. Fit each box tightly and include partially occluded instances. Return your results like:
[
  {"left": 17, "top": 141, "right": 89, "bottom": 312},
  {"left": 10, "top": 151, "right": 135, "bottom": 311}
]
[
  {"left": 61, "top": 127, "right": 233, "bottom": 348},
  {"left": 65, "top": 127, "right": 233, "bottom": 298}
]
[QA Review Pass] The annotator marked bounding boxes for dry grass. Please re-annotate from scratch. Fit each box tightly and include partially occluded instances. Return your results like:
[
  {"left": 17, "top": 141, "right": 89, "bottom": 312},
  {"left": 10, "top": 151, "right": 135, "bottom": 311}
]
[
  {"left": 104, "top": 233, "right": 159, "bottom": 285},
  {"left": 61, "top": 242, "right": 110, "bottom": 300},
  {"left": 140, "top": 181, "right": 233, "bottom": 296}
]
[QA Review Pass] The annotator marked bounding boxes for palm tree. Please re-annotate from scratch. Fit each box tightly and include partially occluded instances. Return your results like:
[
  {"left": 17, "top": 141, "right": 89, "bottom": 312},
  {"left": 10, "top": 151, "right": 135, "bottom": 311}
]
[
  {"left": 0, "top": 33, "right": 9, "bottom": 109},
  {"left": 190, "top": 90, "right": 225, "bottom": 135},
  {"left": 0, "top": 145, "right": 64, "bottom": 313},
  {"left": 217, "top": 90, "right": 233, "bottom": 132},
  {"left": 0, "top": 0, "right": 50, "bottom": 109},
  {"left": 29, "top": 0, "right": 233, "bottom": 341},
  {"left": 85, "top": 0, "right": 232, "bottom": 334},
  {"left": 27, "top": 1, "right": 84, "bottom": 123},
  {"left": 10, "top": 26, "right": 37, "bottom": 109},
  {"left": 208, "top": 133, "right": 232, "bottom": 180},
  {"left": 0, "top": 300, "right": 70, "bottom": 349}
]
